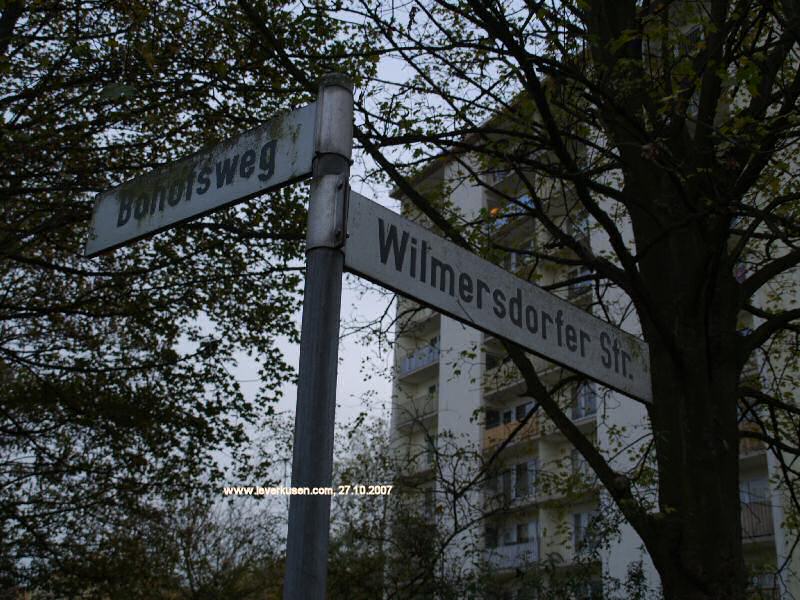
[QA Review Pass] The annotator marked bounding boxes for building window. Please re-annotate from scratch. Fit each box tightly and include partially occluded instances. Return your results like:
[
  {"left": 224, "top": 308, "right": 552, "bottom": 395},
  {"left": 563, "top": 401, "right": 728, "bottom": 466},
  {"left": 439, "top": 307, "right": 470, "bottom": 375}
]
[
  {"left": 514, "top": 459, "right": 537, "bottom": 498},
  {"left": 515, "top": 463, "right": 530, "bottom": 498},
  {"left": 424, "top": 436, "right": 437, "bottom": 467},
  {"left": 502, "top": 523, "right": 515, "bottom": 546},
  {"left": 486, "top": 409, "right": 500, "bottom": 429},
  {"left": 485, "top": 526, "right": 498, "bottom": 549},
  {"left": 571, "top": 449, "right": 591, "bottom": 481},
  {"left": 573, "top": 511, "right": 599, "bottom": 553},
  {"left": 515, "top": 401, "right": 533, "bottom": 421},
  {"left": 740, "top": 477, "right": 774, "bottom": 538},
  {"left": 485, "top": 472, "right": 496, "bottom": 492},
  {"left": 739, "top": 477, "right": 769, "bottom": 504},
  {"left": 568, "top": 265, "right": 593, "bottom": 299},
  {"left": 502, "top": 469, "right": 513, "bottom": 501},
  {"left": 503, "top": 237, "right": 535, "bottom": 273},
  {"left": 423, "top": 488, "right": 435, "bottom": 520},
  {"left": 567, "top": 209, "right": 591, "bottom": 248},
  {"left": 516, "top": 523, "right": 529, "bottom": 544},
  {"left": 572, "top": 382, "right": 597, "bottom": 420},
  {"left": 503, "top": 409, "right": 513, "bottom": 424}
]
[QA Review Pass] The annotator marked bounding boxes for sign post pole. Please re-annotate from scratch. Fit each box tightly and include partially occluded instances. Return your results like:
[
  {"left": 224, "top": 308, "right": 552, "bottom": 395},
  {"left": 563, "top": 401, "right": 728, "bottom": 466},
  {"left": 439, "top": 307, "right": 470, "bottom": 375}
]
[{"left": 282, "top": 74, "right": 353, "bottom": 600}]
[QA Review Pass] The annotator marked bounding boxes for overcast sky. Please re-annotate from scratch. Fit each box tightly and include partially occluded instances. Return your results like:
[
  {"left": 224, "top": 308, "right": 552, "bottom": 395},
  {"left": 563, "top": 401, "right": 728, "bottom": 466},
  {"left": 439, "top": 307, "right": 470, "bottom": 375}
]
[
  {"left": 232, "top": 186, "right": 398, "bottom": 433},
  {"left": 226, "top": 57, "right": 409, "bottom": 471}
]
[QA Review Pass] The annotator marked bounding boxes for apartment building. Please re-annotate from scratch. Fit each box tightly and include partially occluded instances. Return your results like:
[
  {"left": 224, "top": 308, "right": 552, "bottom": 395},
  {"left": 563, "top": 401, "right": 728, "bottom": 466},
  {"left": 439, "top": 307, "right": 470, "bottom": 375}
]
[{"left": 388, "top": 157, "right": 798, "bottom": 599}]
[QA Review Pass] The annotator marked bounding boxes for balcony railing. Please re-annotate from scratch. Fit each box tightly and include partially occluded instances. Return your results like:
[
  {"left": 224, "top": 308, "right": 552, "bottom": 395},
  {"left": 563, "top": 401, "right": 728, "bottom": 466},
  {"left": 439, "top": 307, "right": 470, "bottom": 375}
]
[
  {"left": 741, "top": 502, "right": 774, "bottom": 539},
  {"left": 739, "top": 421, "right": 766, "bottom": 455},
  {"left": 484, "top": 539, "right": 540, "bottom": 570},
  {"left": 484, "top": 419, "right": 539, "bottom": 449},
  {"left": 395, "top": 393, "right": 438, "bottom": 431},
  {"left": 399, "top": 345, "right": 440, "bottom": 378}
]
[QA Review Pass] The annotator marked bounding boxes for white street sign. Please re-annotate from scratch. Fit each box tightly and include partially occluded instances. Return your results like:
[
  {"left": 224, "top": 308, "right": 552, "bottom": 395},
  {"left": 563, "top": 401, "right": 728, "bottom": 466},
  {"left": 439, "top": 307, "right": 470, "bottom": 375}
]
[
  {"left": 344, "top": 191, "right": 653, "bottom": 403},
  {"left": 85, "top": 102, "right": 317, "bottom": 257}
]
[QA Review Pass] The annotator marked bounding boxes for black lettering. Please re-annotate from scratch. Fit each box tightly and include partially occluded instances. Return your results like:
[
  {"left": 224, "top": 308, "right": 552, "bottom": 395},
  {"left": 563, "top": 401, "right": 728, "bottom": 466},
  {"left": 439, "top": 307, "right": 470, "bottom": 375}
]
[
  {"left": 134, "top": 193, "right": 149, "bottom": 219},
  {"left": 258, "top": 140, "right": 277, "bottom": 181},
  {"left": 458, "top": 272, "right": 473, "bottom": 303},
  {"left": 167, "top": 180, "right": 182, "bottom": 207},
  {"left": 378, "top": 219, "right": 409, "bottom": 271},
  {"left": 555, "top": 310, "right": 564, "bottom": 346},
  {"left": 196, "top": 167, "right": 211, "bottom": 195},
  {"left": 492, "top": 289, "right": 506, "bottom": 318},
  {"left": 622, "top": 350, "right": 632, "bottom": 378},
  {"left": 430, "top": 257, "right": 455, "bottom": 296},
  {"left": 565, "top": 324, "right": 577, "bottom": 351},
  {"left": 476, "top": 279, "right": 490, "bottom": 309},
  {"left": 525, "top": 306, "right": 538, "bottom": 333},
  {"left": 612, "top": 338, "right": 621, "bottom": 373},
  {"left": 542, "top": 311, "right": 553, "bottom": 339},
  {"left": 240, "top": 149, "right": 256, "bottom": 178},
  {"left": 117, "top": 193, "right": 133, "bottom": 227},
  {"left": 151, "top": 186, "right": 167, "bottom": 213},
  {"left": 185, "top": 169, "right": 195, "bottom": 203},
  {"left": 509, "top": 288, "right": 523, "bottom": 327},
  {"left": 600, "top": 332, "right": 612, "bottom": 367},
  {"left": 410, "top": 238, "right": 417, "bottom": 278},
  {"left": 580, "top": 330, "right": 591, "bottom": 358},
  {"left": 216, "top": 154, "right": 239, "bottom": 188},
  {"left": 420, "top": 241, "right": 428, "bottom": 283}
]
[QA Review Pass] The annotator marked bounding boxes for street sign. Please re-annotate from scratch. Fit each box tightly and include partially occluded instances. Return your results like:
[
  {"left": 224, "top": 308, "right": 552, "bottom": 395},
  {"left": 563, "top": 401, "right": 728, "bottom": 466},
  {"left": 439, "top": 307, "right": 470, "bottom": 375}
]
[
  {"left": 344, "top": 191, "right": 653, "bottom": 403},
  {"left": 85, "top": 102, "right": 317, "bottom": 257}
]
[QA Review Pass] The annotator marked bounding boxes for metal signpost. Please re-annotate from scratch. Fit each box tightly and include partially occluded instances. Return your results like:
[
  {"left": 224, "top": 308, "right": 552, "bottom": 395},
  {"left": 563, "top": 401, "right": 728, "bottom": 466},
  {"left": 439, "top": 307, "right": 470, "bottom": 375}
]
[
  {"left": 282, "top": 74, "right": 353, "bottom": 600},
  {"left": 344, "top": 191, "right": 652, "bottom": 403},
  {"left": 85, "top": 71, "right": 651, "bottom": 600}
]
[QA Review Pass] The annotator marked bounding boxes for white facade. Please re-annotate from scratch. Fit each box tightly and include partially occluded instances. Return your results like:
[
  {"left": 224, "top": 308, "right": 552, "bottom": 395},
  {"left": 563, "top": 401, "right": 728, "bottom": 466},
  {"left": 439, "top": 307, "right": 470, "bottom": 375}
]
[{"left": 388, "top": 159, "right": 798, "bottom": 599}]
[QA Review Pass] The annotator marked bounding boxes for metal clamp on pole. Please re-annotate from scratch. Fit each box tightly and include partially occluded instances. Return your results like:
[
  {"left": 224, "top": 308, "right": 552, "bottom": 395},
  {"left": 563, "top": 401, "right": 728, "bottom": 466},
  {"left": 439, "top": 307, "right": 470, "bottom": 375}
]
[
  {"left": 306, "top": 173, "right": 348, "bottom": 250},
  {"left": 283, "top": 74, "right": 353, "bottom": 600}
]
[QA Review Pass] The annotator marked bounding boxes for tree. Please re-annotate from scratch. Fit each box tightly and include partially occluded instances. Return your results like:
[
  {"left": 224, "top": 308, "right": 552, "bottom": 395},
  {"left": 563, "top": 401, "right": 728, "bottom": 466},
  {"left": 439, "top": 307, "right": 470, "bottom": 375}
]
[
  {"left": 235, "top": 0, "right": 800, "bottom": 597},
  {"left": 33, "top": 493, "right": 286, "bottom": 599},
  {"left": 0, "top": 0, "right": 371, "bottom": 591}
]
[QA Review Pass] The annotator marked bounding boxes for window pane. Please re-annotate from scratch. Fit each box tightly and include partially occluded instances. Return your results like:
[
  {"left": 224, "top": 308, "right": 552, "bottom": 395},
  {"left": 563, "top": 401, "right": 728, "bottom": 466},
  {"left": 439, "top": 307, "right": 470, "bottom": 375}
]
[
  {"left": 485, "top": 526, "right": 498, "bottom": 548},
  {"left": 517, "top": 523, "right": 529, "bottom": 543},
  {"left": 515, "top": 463, "right": 529, "bottom": 497}
]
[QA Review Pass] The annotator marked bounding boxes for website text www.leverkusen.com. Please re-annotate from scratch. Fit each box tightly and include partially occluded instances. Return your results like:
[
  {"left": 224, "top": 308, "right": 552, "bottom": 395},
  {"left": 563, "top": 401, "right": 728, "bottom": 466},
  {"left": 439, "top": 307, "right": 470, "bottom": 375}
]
[{"left": 223, "top": 484, "right": 394, "bottom": 497}]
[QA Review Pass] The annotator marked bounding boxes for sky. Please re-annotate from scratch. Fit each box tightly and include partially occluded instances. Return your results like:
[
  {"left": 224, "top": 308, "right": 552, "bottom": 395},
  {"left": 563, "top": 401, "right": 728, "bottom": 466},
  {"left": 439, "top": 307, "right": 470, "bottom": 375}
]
[
  {"left": 217, "top": 53, "right": 411, "bottom": 480},
  {"left": 231, "top": 186, "right": 398, "bottom": 434},
  {"left": 230, "top": 59, "right": 410, "bottom": 434}
]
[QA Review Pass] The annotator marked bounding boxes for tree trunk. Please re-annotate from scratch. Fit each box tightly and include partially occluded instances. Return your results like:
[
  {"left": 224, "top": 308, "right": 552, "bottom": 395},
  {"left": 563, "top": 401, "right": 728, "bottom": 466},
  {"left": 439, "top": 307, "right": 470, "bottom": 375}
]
[
  {"left": 634, "top": 188, "right": 748, "bottom": 599},
  {"left": 649, "top": 349, "right": 747, "bottom": 600}
]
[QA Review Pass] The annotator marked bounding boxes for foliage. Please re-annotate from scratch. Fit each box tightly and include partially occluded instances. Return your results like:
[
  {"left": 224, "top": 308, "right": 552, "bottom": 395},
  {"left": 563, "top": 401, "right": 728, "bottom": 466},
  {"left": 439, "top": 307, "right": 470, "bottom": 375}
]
[
  {"left": 278, "top": 1, "right": 799, "bottom": 598},
  {"left": 0, "top": 0, "right": 370, "bottom": 592}
]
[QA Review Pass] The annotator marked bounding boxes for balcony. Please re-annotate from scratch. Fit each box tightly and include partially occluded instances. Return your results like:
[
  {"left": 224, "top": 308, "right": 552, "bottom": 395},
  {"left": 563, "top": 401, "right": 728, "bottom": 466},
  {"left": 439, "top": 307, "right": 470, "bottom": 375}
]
[
  {"left": 398, "top": 345, "right": 440, "bottom": 382},
  {"left": 483, "top": 360, "right": 523, "bottom": 396},
  {"left": 395, "top": 393, "right": 438, "bottom": 432},
  {"left": 484, "top": 419, "right": 539, "bottom": 450},
  {"left": 395, "top": 442, "right": 437, "bottom": 483},
  {"left": 397, "top": 298, "right": 440, "bottom": 332},
  {"left": 484, "top": 539, "right": 540, "bottom": 571},
  {"left": 739, "top": 421, "right": 766, "bottom": 456},
  {"left": 741, "top": 502, "right": 774, "bottom": 540}
]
